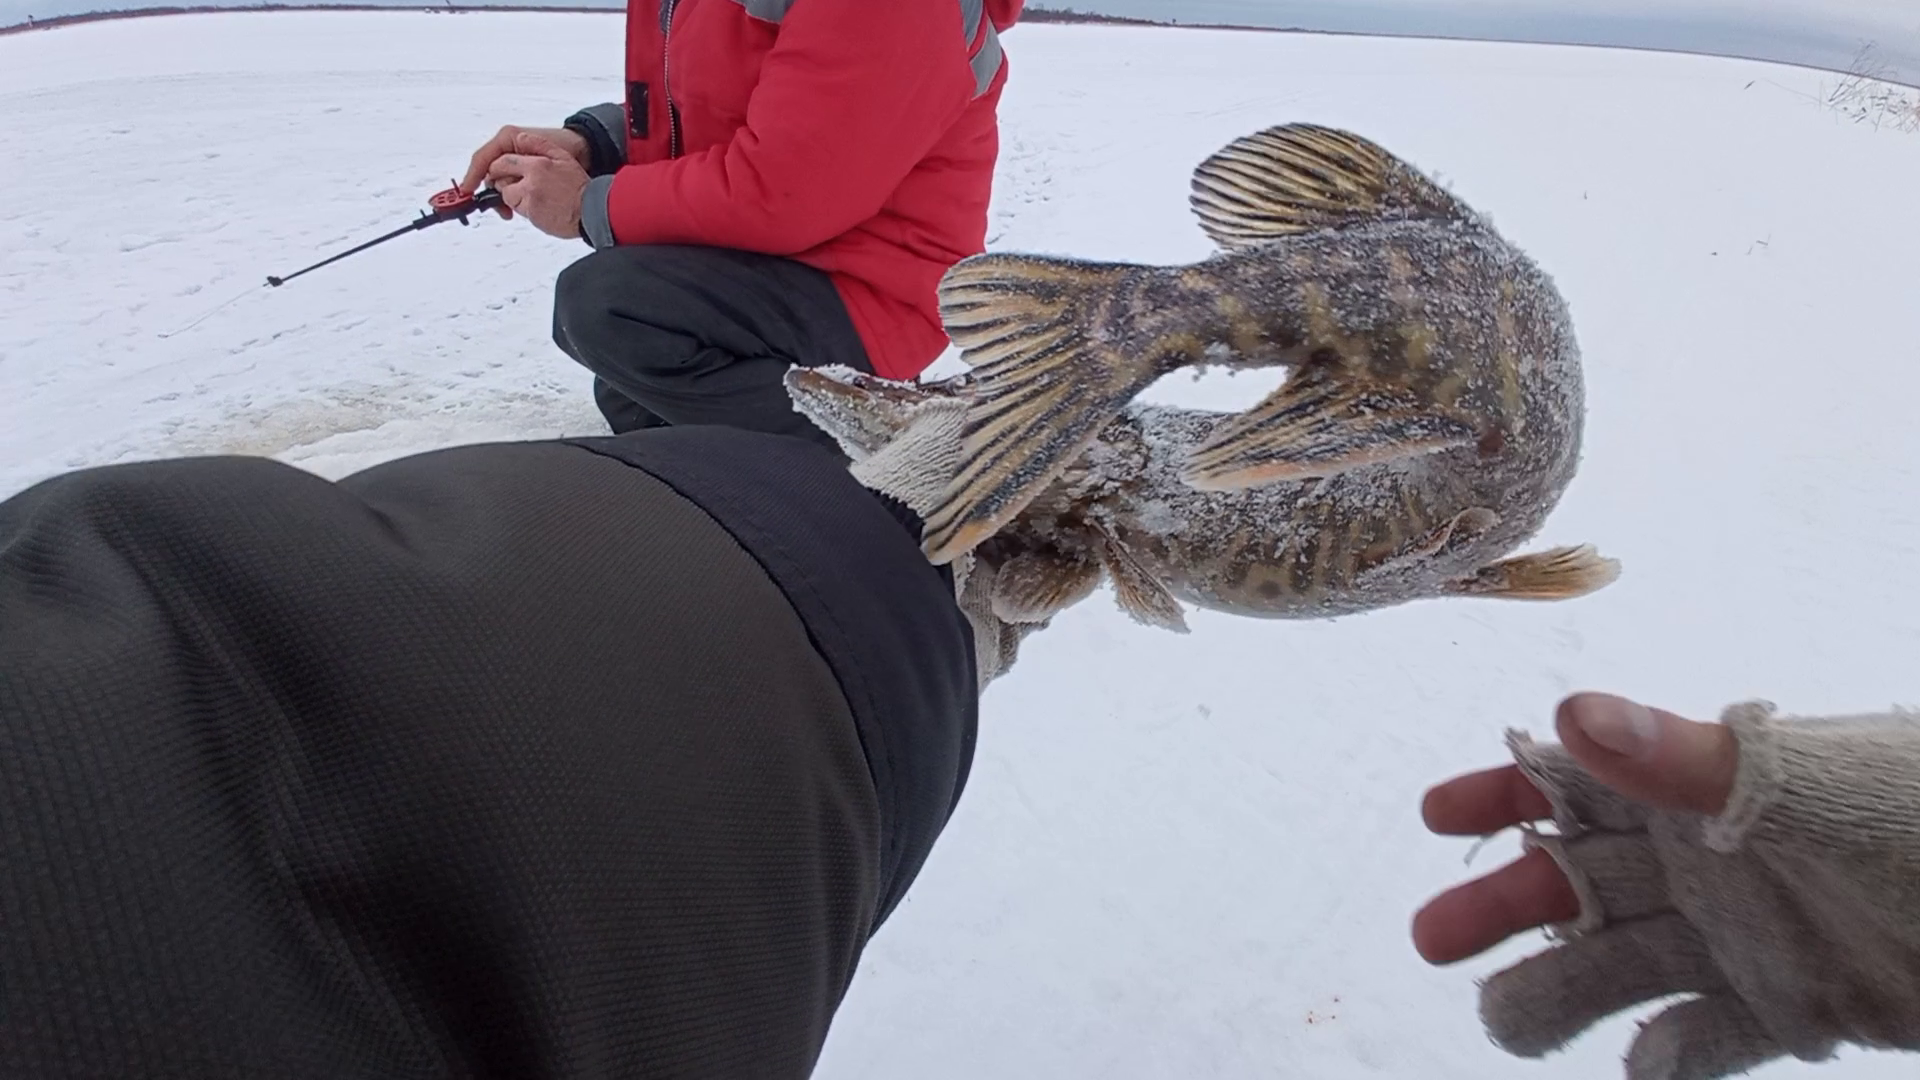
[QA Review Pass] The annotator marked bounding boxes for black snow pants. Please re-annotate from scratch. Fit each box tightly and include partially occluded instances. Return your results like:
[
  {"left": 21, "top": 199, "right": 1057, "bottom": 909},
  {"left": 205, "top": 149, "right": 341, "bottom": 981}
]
[
  {"left": 551, "top": 244, "right": 875, "bottom": 453},
  {"left": 0, "top": 425, "right": 977, "bottom": 1079}
]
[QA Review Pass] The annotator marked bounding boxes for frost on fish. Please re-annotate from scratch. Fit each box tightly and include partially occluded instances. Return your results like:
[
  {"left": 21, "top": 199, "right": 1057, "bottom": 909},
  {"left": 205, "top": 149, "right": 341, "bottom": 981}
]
[{"left": 783, "top": 120, "right": 1621, "bottom": 681}]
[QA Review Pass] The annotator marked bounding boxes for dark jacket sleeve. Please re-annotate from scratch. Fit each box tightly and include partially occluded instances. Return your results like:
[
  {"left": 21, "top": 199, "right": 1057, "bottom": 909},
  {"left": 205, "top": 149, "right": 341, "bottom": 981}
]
[
  {"left": 564, "top": 100, "right": 628, "bottom": 177},
  {"left": 0, "top": 426, "right": 975, "bottom": 1079}
]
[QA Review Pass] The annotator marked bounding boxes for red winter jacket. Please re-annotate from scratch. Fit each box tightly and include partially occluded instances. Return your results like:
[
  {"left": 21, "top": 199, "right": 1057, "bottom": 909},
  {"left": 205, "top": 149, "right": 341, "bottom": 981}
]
[{"left": 579, "top": 0, "right": 1023, "bottom": 381}]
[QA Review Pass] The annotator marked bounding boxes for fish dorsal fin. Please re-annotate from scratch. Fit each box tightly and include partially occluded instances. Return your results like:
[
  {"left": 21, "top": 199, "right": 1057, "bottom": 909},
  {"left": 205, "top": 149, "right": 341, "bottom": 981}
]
[{"left": 1188, "top": 123, "right": 1472, "bottom": 250}]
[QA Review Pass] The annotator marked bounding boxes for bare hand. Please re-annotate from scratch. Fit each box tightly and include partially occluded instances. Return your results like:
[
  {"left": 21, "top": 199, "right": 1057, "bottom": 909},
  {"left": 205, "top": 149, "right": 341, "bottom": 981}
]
[
  {"left": 483, "top": 131, "right": 592, "bottom": 240},
  {"left": 461, "top": 124, "right": 589, "bottom": 197},
  {"left": 1410, "top": 692, "right": 1740, "bottom": 966}
]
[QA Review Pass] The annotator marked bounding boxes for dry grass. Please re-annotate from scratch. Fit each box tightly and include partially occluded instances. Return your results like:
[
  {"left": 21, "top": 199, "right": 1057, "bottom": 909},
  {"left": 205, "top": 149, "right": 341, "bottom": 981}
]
[{"left": 1825, "top": 44, "right": 1920, "bottom": 134}]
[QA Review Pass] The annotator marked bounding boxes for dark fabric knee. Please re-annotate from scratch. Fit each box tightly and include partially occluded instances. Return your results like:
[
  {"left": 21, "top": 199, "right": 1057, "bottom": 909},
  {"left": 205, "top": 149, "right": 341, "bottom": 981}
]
[
  {"left": 550, "top": 247, "right": 878, "bottom": 449},
  {"left": 553, "top": 245, "right": 870, "bottom": 376},
  {"left": 553, "top": 250, "right": 701, "bottom": 433},
  {"left": 551, "top": 247, "right": 672, "bottom": 368}
]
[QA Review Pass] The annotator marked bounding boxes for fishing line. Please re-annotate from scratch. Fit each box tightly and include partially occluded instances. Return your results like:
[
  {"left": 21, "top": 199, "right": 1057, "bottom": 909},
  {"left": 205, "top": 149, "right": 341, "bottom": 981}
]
[
  {"left": 157, "top": 281, "right": 265, "bottom": 339},
  {"left": 153, "top": 184, "right": 505, "bottom": 340}
]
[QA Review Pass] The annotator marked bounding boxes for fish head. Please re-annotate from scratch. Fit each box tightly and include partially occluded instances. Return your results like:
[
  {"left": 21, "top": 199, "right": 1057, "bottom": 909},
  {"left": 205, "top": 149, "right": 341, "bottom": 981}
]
[{"left": 783, "top": 365, "right": 961, "bottom": 460}]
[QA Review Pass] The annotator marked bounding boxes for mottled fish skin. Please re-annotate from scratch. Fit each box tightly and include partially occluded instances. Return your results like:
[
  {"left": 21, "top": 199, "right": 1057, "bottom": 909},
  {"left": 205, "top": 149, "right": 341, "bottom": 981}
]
[
  {"left": 922, "top": 226, "right": 1596, "bottom": 619},
  {"left": 971, "top": 212, "right": 1586, "bottom": 503},
  {"left": 787, "top": 362, "right": 1611, "bottom": 627},
  {"left": 1033, "top": 400, "right": 1578, "bottom": 620},
  {"left": 914, "top": 122, "right": 1592, "bottom": 564},
  {"left": 783, "top": 120, "right": 1614, "bottom": 628},
  {"left": 1165, "top": 214, "right": 1581, "bottom": 497}
]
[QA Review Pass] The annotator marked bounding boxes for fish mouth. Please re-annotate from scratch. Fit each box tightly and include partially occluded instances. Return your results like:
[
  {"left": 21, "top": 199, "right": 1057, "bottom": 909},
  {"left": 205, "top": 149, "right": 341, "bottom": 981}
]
[
  {"left": 782, "top": 366, "right": 945, "bottom": 458},
  {"left": 780, "top": 365, "right": 871, "bottom": 421},
  {"left": 785, "top": 365, "right": 927, "bottom": 404}
]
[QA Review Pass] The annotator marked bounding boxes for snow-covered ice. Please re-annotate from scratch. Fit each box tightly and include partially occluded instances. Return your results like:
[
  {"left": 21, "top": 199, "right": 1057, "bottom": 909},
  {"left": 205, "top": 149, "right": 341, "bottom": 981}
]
[{"left": 4, "top": 11, "right": 1920, "bottom": 1078}]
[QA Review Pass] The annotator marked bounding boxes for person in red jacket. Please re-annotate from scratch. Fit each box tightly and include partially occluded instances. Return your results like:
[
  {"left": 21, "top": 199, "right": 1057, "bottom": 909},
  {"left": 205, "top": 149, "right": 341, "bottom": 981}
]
[{"left": 460, "top": 0, "right": 1024, "bottom": 452}]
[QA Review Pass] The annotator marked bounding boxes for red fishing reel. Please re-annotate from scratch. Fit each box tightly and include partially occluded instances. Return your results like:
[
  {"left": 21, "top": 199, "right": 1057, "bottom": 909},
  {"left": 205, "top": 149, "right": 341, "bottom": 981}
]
[{"left": 425, "top": 182, "right": 507, "bottom": 225}]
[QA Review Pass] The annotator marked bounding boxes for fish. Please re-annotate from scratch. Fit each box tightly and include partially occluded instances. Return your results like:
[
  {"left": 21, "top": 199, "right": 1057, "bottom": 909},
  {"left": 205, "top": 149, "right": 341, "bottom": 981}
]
[
  {"left": 784, "top": 364, "right": 1620, "bottom": 638},
  {"left": 902, "top": 121, "right": 1598, "bottom": 570},
  {"left": 779, "top": 120, "right": 1619, "bottom": 645}
]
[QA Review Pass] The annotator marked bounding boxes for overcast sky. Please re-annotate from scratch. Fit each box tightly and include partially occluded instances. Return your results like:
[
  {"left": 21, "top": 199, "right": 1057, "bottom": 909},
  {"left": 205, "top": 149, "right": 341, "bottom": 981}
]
[
  {"left": 1065, "top": 0, "right": 1920, "bottom": 82},
  {"left": 5, "top": 0, "right": 1917, "bottom": 84}
]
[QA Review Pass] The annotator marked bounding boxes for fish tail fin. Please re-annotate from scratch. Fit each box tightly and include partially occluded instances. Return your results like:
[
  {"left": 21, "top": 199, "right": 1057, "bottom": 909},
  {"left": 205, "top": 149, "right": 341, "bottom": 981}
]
[
  {"left": 920, "top": 252, "right": 1178, "bottom": 563},
  {"left": 1444, "top": 544, "right": 1622, "bottom": 601},
  {"left": 1188, "top": 122, "right": 1474, "bottom": 250}
]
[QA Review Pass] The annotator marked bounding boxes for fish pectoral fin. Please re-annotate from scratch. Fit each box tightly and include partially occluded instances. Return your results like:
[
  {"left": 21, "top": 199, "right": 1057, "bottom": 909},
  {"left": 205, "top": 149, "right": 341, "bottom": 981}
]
[
  {"left": 920, "top": 252, "right": 1171, "bottom": 564},
  {"left": 785, "top": 365, "right": 941, "bottom": 459},
  {"left": 1188, "top": 123, "right": 1473, "bottom": 251},
  {"left": 990, "top": 548, "right": 1105, "bottom": 624},
  {"left": 1444, "top": 545, "right": 1622, "bottom": 601},
  {"left": 1090, "top": 523, "right": 1188, "bottom": 633},
  {"left": 1411, "top": 507, "right": 1501, "bottom": 559},
  {"left": 1180, "top": 376, "right": 1480, "bottom": 491},
  {"left": 1353, "top": 507, "right": 1501, "bottom": 583}
]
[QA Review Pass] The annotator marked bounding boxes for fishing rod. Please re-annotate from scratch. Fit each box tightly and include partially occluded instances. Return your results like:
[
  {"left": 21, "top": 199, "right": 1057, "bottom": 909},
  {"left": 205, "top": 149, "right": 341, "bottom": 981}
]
[
  {"left": 266, "top": 183, "right": 507, "bottom": 287},
  {"left": 159, "top": 183, "right": 508, "bottom": 338}
]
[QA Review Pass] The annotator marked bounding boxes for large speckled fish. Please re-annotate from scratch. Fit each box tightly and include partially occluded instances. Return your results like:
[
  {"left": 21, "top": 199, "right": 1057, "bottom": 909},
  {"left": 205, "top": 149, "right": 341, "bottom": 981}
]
[
  {"left": 786, "top": 365, "right": 1618, "bottom": 641},
  {"left": 900, "top": 121, "right": 1601, "bottom": 571},
  {"left": 781, "top": 121, "right": 1619, "bottom": 648}
]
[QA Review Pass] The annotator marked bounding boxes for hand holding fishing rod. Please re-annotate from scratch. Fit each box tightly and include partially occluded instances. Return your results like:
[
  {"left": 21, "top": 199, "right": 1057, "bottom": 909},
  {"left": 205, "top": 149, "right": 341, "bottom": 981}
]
[{"left": 265, "top": 125, "right": 588, "bottom": 289}]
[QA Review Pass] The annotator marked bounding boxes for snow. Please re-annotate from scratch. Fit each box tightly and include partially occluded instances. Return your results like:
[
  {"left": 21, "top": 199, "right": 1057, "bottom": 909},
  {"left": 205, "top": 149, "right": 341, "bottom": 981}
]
[{"left": 5, "top": 11, "right": 1920, "bottom": 1078}]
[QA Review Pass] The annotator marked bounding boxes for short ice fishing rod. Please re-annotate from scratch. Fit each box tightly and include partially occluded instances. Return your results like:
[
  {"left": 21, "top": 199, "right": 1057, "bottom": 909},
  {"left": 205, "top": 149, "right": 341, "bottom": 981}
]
[
  {"left": 157, "top": 183, "right": 509, "bottom": 339},
  {"left": 265, "top": 183, "right": 506, "bottom": 288}
]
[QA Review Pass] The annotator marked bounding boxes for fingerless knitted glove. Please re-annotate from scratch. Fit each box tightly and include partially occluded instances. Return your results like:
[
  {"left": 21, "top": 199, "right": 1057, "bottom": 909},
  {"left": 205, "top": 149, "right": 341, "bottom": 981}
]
[{"left": 1484, "top": 701, "right": 1920, "bottom": 1079}]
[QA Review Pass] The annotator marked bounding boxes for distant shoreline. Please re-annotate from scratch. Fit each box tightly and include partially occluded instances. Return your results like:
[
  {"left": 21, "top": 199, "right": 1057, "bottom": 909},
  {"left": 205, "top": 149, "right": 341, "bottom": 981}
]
[
  {"left": 0, "top": 3, "right": 1306, "bottom": 40},
  {"left": 2, "top": 2, "right": 1913, "bottom": 91}
]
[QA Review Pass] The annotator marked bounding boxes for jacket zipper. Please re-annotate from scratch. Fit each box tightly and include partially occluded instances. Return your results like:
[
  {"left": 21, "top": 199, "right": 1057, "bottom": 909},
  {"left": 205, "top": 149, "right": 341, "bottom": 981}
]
[{"left": 662, "top": 0, "right": 683, "bottom": 158}]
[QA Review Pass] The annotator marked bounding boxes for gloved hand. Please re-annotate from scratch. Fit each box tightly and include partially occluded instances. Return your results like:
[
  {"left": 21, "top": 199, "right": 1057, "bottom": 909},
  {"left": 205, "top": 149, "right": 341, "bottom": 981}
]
[
  {"left": 840, "top": 394, "right": 1062, "bottom": 692},
  {"left": 1416, "top": 694, "right": 1920, "bottom": 1079}
]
